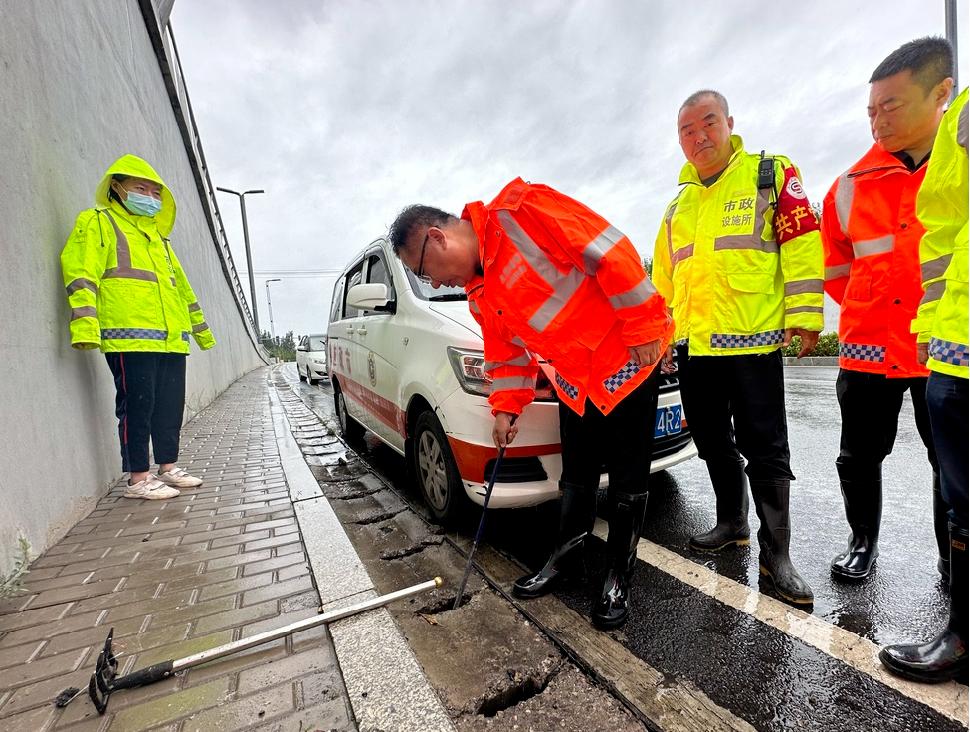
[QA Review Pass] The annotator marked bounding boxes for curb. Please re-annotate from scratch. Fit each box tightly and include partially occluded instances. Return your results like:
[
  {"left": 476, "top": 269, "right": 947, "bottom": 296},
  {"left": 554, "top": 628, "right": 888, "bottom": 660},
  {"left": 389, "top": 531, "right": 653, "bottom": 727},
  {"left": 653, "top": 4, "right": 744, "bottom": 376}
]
[
  {"left": 267, "top": 369, "right": 455, "bottom": 732},
  {"left": 783, "top": 356, "right": 839, "bottom": 366}
]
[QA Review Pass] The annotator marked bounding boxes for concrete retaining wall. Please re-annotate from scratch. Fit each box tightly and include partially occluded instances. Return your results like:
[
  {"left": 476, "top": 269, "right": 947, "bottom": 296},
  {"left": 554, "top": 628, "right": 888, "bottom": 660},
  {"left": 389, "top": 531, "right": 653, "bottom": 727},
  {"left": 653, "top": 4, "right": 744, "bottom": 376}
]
[{"left": 0, "top": 1, "right": 265, "bottom": 573}]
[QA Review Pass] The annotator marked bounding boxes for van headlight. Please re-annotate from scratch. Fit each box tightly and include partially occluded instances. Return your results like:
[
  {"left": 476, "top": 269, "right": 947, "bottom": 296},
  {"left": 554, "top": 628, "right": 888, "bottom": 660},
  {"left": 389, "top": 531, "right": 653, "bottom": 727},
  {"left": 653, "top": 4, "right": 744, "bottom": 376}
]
[
  {"left": 447, "top": 347, "right": 490, "bottom": 397},
  {"left": 446, "top": 347, "right": 557, "bottom": 402}
]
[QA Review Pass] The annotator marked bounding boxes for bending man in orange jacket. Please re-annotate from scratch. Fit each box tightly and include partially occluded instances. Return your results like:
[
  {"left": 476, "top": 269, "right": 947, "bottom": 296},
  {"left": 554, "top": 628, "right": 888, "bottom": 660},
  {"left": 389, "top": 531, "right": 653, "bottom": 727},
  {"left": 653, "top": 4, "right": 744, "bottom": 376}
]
[
  {"left": 389, "top": 178, "right": 673, "bottom": 629},
  {"left": 822, "top": 37, "right": 954, "bottom": 581}
]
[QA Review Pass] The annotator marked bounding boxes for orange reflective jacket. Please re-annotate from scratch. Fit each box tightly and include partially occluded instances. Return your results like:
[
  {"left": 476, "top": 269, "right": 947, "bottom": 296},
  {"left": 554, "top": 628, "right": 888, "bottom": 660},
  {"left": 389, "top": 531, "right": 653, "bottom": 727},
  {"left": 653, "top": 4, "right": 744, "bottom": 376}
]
[
  {"left": 464, "top": 178, "right": 673, "bottom": 417},
  {"left": 822, "top": 144, "right": 929, "bottom": 377}
]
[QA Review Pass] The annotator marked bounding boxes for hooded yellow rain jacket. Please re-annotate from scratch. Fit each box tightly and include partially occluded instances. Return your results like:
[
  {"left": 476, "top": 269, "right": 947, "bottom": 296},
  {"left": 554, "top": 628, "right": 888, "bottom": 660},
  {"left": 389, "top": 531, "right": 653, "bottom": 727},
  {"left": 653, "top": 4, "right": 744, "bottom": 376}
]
[{"left": 60, "top": 155, "right": 216, "bottom": 354}]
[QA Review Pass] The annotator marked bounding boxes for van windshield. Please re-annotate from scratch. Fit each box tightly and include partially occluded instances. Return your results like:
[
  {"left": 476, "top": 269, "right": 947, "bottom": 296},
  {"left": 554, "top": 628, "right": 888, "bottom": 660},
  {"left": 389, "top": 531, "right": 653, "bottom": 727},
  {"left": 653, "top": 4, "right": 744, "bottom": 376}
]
[{"left": 405, "top": 270, "right": 466, "bottom": 301}]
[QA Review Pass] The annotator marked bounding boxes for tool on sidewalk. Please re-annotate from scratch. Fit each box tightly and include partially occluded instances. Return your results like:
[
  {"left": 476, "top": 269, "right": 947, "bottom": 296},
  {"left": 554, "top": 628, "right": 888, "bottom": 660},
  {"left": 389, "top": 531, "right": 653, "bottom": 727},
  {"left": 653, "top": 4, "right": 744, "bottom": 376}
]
[
  {"left": 453, "top": 440, "right": 509, "bottom": 611},
  {"left": 55, "top": 576, "right": 443, "bottom": 715}
]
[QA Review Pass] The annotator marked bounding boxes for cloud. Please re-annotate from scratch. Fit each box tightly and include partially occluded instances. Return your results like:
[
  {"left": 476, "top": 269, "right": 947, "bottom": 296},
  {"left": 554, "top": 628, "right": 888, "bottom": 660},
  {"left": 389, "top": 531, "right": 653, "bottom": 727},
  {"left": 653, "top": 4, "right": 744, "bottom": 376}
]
[{"left": 172, "top": 0, "right": 969, "bottom": 337}]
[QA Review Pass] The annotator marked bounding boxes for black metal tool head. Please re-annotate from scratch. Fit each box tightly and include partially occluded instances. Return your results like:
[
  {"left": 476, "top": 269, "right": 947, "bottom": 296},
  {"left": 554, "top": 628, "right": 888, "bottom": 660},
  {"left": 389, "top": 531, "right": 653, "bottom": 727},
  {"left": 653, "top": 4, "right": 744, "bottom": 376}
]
[{"left": 88, "top": 628, "right": 118, "bottom": 715}]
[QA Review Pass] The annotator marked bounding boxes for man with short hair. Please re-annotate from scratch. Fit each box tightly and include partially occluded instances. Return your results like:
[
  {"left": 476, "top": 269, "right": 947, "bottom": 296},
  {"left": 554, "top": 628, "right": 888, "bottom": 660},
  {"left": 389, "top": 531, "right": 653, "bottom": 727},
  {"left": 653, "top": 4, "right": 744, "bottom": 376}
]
[
  {"left": 880, "top": 86, "right": 968, "bottom": 684},
  {"left": 652, "top": 90, "right": 824, "bottom": 606},
  {"left": 389, "top": 180, "right": 674, "bottom": 629},
  {"left": 822, "top": 37, "right": 954, "bottom": 582}
]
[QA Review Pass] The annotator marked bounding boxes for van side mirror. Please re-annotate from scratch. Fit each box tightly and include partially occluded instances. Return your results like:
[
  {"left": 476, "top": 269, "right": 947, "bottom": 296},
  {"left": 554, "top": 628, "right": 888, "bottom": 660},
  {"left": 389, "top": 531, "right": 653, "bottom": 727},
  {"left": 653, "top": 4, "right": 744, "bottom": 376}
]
[{"left": 346, "top": 283, "right": 394, "bottom": 312}]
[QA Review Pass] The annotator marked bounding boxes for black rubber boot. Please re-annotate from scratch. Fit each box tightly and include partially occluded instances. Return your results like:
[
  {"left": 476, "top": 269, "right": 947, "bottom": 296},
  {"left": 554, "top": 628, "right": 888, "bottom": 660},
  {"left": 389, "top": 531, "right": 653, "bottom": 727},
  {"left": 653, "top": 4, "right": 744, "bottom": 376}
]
[
  {"left": 933, "top": 473, "right": 951, "bottom": 580},
  {"left": 879, "top": 524, "right": 968, "bottom": 683},
  {"left": 751, "top": 478, "right": 814, "bottom": 606},
  {"left": 689, "top": 457, "right": 750, "bottom": 552},
  {"left": 513, "top": 481, "right": 597, "bottom": 599},
  {"left": 592, "top": 491, "right": 648, "bottom": 630},
  {"left": 830, "top": 459, "right": 882, "bottom": 581}
]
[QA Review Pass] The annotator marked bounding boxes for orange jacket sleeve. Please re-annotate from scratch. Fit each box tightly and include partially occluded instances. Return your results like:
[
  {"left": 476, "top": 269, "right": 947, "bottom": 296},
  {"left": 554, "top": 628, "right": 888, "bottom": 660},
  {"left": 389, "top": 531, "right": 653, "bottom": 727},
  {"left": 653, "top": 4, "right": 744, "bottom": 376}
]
[{"left": 821, "top": 176, "right": 853, "bottom": 305}]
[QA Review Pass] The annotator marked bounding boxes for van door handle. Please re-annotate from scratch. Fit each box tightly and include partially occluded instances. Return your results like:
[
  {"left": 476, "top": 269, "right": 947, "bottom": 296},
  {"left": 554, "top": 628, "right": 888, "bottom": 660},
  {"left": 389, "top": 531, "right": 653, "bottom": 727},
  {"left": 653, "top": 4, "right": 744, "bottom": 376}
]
[
  {"left": 346, "top": 326, "right": 354, "bottom": 335},
  {"left": 356, "top": 327, "right": 367, "bottom": 336}
]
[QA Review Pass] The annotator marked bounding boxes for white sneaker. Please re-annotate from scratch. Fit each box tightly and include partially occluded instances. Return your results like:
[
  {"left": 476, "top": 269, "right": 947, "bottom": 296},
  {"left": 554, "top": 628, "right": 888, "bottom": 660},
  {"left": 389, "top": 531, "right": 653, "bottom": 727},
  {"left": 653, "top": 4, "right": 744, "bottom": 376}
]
[
  {"left": 124, "top": 475, "right": 180, "bottom": 500},
  {"left": 157, "top": 467, "right": 203, "bottom": 489}
]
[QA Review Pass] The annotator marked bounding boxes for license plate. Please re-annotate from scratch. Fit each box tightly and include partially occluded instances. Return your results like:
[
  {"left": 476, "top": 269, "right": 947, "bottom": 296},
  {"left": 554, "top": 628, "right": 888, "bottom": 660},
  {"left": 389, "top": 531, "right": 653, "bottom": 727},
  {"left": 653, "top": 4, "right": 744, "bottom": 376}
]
[{"left": 655, "top": 405, "right": 683, "bottom": 438}]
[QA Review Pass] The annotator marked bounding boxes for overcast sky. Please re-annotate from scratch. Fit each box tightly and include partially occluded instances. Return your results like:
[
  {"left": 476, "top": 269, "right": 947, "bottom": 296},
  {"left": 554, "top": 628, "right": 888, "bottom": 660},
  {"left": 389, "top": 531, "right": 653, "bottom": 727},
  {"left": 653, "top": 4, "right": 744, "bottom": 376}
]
[{"left": 171, "top": 0, "right": 968, "bottom": 339}]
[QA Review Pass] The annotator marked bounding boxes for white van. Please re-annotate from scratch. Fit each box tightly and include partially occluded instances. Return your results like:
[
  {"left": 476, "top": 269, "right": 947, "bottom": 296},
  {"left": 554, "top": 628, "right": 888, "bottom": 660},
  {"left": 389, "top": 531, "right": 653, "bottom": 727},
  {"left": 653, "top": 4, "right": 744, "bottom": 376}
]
[
  {"left": 327, "top": 238, "right": 696, "bottom": 522},
  {"left": 296, "top": 334, "right": 328, "bottom": 384}
]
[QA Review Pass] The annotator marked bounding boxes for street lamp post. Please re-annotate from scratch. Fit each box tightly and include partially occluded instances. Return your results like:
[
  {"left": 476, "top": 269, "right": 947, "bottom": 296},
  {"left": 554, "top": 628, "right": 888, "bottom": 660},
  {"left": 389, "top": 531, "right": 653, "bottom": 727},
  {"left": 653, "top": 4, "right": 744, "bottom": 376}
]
[
  {"left": 216, "top": 187, "right": 265, "bottom": 335},
  {"left": 265, "top": 278, "right": 282, "bottom": 346}
]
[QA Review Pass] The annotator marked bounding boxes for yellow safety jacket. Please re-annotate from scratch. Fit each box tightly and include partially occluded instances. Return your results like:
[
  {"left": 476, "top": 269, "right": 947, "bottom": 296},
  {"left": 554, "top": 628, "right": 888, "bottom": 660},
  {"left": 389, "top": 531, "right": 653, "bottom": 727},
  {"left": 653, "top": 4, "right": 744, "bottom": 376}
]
[
  {"left": 912, "top": 88, "right": 969, "bottom": 379},
  {"left": 60, "top": 155, "right": 215, "bottom": 354},
  {"left": 652, "top": 136, "right": 825, "bottom": 356}
]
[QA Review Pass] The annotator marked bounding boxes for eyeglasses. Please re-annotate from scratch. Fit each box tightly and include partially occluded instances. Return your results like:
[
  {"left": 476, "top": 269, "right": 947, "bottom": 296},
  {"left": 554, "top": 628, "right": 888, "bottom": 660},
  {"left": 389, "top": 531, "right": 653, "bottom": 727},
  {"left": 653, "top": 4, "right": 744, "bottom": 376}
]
[{"left": 413, "top": 232, "right": 432, "bottom": 284}]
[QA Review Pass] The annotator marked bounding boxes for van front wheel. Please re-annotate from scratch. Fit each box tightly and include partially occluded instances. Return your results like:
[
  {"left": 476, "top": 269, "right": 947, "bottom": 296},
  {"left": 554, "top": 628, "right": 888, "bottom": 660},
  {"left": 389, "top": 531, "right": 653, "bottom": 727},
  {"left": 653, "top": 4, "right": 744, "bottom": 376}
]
[{"left": 412, "top": 411, "right": 466, "bottom": 524}]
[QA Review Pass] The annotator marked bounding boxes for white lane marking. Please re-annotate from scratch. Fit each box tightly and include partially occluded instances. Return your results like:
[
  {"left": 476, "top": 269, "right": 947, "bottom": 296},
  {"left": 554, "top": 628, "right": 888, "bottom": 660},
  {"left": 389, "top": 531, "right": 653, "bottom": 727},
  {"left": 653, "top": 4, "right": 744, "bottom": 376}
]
[{"left": 592, "top": 519, "right": 969, "bottom": 725}]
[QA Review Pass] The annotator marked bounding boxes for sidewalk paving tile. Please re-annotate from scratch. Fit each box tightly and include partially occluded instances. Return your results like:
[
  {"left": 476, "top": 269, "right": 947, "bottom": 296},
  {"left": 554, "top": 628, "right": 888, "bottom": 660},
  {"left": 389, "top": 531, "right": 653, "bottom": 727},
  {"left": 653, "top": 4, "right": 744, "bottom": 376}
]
[{"left": 0, "top": 368, "right": 358, "bottom": 731}]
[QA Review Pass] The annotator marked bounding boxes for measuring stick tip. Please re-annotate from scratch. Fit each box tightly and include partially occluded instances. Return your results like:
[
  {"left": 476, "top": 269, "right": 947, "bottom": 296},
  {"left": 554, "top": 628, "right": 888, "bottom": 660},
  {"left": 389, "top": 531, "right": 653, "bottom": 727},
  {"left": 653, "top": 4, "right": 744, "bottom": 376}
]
[{"left": 433, "top": 576, "right": 444, "bottom": 588}]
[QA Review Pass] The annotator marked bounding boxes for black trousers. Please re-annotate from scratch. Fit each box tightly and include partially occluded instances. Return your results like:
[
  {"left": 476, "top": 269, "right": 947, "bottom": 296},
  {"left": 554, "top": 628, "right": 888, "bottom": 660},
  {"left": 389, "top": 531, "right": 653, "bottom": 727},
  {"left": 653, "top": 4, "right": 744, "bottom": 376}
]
[
  {"left": 105, "top": 353, "right": 186, "bottom": 473},
  {"left": 559, "top": 364, "right": 661, "bottom": 496},
  {"left": 676, "top": 346, "right": 794, "bottom": 482},
  {"left": 835, "top": 369, "right": 938, "bottom": 472},
  {"left": 927, "top": 372, "right": 969, "bottom": 529}
]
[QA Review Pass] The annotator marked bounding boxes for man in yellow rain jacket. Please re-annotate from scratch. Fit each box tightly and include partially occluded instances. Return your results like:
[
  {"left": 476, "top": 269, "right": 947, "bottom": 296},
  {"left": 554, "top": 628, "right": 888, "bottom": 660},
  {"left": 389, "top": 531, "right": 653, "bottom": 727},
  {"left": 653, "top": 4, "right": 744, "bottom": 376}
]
[
  {"left": 881, "top": 88, "right": 968, "bottom": 684},
  {"left": 653, "top": 90, "right": 824, "bottom": 606},
  {"left": 61, "top": 155, "right": 215, "bottom": 499}
]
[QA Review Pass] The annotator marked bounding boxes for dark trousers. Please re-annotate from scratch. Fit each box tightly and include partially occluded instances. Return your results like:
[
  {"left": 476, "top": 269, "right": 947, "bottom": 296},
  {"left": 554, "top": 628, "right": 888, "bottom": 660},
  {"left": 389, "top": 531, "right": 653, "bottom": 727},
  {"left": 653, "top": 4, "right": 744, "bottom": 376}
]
[
  {"left": 927, "top": 372, "right": 969, "bottom": 529},
  {"left": 105, "top": 353, "right": 186, "bottom": 473},
  {"left": 835, "top": 369, "right": 938, "bottom": 472},
  {"left": 559, "top": 365, "right": 661, "bottom": 496},
  {"left": 676, "top": 346, "right": 794, "bottom": 482}
]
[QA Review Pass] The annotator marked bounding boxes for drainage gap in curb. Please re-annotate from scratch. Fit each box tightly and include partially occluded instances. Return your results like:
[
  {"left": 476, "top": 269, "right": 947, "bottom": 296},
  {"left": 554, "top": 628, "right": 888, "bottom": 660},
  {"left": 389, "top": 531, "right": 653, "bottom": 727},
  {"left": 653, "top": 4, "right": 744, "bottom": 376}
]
[
  {"left": 352, "top": 508, "right": 407, "bottom": 525},
  {"left": 475, "top": 666, "right": 560, "bottom": 718},
  {"left": 413, "top": 591, "right": 473, "bottom": 615},
  {"left": 380, "top": 536, "right": 444, "bottom": 561}
]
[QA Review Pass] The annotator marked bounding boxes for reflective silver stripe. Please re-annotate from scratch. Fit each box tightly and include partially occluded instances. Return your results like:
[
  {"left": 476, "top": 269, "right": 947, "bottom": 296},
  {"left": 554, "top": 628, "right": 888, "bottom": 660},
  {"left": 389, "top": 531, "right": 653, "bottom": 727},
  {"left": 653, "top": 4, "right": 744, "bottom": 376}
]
[
  {"left": 511, "top": 335, "right": 527, "bottom": 348},
  {"left": 468, "top": 300, "right": 481, "bottom": 315},
  {"left": 101, "top": 328, "right": 167, "bottom": 340},
  {"left": 713, "top": 236, "right": 779, "bottom": 253},
  {"left": 609, "top": 278, "right": 656, "bottom": 310},
  {"left": 491, "top": 375, "right": 534, "bottom": 391},
  {"left": 922, "top": 254, "right": 953, "bottom": 282},
  {"left": 188, "top": 302, "right": 202, "bottom": 313},
  {"left": 920, "top": 279, "right": 946, "bottom": 305},
  {"left": 959, "top": 103, "right": 968, "bottom": 150},
  {"left": 102, "top": 267, "right": 159, "bottom": 282},
  {"left": 825, "top": 264, "right": 851, "bottom": 280},
  {"left": 181, "top": 332, "right": 191, "bottom": 342},
  {"left": 712, "top": 190, "right": 778, "bottom": 253},
  {"left": 852, "top": 235, "right": 894, "bottom": 258},
  {"left": 671, "top": 243, "right": 694, "bottom": 265},
  {"left": 496, "top": 209, "right": 587, "bottom": 333},
  {"left": 71, "top": 306, "right": 97, "bottom": 320},
  {"left": 484, "top": 353, "right": 532, "bottom": 371},
  {"left": 100, "top": 211, "right": 159, "bottom": 282},
  {"left": 834, "top": 173, "right": 855, "bottom": 237},
  {"left": 929, "top": 337, "right": 969, "bottom": 367},
  {"left": 192, "top": 321, "right": 209, "bottom": 334},
  {"left": 664, "top": 200, "right": 679, "bottom": 263},
  {"left": 170, "top": 277, "right": 177, "bottom": 287},
  {"left": 785, "top": 305, "right": 824, "bottom": 315},
  {"left": 581, "top": 225, "right": 625, "bottom": 274},
  {"left": 66, "top": 278, "right": 98, "bottom": 295},
  {"left": 784, "top": 279, "right": 824, "bottom": 296}
]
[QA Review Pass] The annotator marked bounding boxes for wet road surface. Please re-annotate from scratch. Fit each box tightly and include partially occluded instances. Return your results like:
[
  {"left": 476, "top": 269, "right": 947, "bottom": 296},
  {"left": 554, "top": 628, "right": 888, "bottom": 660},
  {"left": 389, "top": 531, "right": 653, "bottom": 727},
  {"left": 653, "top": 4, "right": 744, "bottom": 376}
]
[{"left": 285, "top": 364, "right": 967, "bottom": 731}]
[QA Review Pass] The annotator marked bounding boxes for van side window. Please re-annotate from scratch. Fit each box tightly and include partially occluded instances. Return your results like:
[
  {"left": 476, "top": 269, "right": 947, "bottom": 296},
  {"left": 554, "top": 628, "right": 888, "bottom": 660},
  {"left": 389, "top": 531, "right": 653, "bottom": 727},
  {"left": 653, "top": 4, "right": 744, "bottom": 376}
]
[
  {"left": 363, "top": 254, "right": 394, "bottom": 316},
  {"left": 342, "top": 261, "right": 364, "bottom": 319},
  {"left": 330, "top": 278, "right": 345, "bottom": 323}
]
